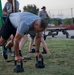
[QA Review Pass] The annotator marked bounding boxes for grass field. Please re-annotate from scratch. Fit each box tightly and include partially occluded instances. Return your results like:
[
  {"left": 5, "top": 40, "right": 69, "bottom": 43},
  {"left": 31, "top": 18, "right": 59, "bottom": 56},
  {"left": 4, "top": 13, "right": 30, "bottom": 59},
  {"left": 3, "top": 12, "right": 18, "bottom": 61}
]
[{"left": 0, "top": 38, "right": 74, "bottom": 75}]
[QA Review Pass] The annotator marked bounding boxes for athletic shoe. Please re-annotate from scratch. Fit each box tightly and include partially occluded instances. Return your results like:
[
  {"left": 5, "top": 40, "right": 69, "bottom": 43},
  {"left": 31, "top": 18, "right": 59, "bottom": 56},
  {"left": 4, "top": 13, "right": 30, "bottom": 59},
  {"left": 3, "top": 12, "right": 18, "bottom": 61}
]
[
  {"left": 2, "top": 51, "right": 8, "bottom": 60},
  {"left": 42, "top": 51, "right": 47, "bottom": 54},
  {"left": 42, "top": 49, "right": 47, "bottom": 54},
  {"left": 2, "top": 45, "right": 8, "bottom": 60}
]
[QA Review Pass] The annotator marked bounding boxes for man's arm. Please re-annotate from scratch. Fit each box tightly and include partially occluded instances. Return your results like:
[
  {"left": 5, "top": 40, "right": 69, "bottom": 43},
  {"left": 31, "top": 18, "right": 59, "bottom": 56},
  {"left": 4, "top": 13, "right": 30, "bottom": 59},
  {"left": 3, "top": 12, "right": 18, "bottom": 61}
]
[
  {"left": 35, "top": 32, "right": 42, "bottom": 55},
  {"left": 14, "top": 32, "right": 22, "bottom": 61}
]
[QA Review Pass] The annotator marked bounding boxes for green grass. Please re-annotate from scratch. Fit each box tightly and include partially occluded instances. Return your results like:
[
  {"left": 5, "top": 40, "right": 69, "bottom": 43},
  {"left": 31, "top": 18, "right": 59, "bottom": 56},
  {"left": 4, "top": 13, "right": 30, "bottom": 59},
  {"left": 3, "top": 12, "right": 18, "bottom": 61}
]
[{"left": 0, "top": 38, "right": 74, "bottom": 75}]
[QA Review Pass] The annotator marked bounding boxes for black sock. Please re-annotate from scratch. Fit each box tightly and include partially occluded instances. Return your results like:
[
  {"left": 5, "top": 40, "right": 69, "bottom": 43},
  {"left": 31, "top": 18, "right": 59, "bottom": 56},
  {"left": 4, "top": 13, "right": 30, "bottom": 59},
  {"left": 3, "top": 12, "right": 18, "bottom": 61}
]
[
  {"left": 9, "top": 48, "right": 11, "bottom": 50},
  {"left": 8, "top": 48, "right": 12, "bottom": 53},
  {"left": 19, "top": 50, "right": 22, "bottom": 56},
  {"left": 3, "top": 45, "right": 7, "bottom": 52}
]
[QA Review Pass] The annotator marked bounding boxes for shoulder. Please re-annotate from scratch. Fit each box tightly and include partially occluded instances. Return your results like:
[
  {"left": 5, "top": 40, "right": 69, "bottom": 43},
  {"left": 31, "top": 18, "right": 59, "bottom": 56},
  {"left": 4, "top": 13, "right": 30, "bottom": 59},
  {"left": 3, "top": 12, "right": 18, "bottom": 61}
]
[
  {"left": 4, "top": 2, "right": 9, "bottom": 5},
  {"left": 5, "top": 2, "right": 9, "bottom": 4},
  {"left": 5, "top": 2, "right": 12, "bottom": 7}
]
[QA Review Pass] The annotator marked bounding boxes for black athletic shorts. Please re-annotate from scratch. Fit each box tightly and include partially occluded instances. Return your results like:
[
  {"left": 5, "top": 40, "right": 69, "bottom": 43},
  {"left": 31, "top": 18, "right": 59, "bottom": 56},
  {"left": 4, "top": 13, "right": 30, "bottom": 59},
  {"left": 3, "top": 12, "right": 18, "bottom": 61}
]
[
  {"left": 0, "top": 17, "right": 16, "bottom": 40},
  {"left": 28, "top": 31, "right": 36, "bottom": 39}
]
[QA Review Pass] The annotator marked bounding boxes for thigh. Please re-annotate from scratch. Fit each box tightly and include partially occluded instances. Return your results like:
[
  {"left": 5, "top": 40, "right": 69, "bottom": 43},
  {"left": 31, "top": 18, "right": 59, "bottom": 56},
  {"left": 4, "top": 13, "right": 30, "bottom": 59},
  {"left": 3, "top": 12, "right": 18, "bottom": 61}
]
[{"left": 1, "top": 18, "right": 16, "bottom": 40}]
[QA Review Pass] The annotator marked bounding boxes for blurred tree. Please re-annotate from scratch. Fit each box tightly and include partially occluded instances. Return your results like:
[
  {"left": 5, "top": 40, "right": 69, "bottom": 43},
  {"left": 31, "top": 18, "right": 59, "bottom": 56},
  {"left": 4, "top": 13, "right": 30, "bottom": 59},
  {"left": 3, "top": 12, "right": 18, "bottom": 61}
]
[
  {"left": 63, "top": 18, "right": 72, "bottom": 25},
  {"left": 50, "top": 18, "right": 62, "bottom": 26},
  {"left": 23, "top": 4, "right": 39, "bottom": 15},
  {"left": 53, "top": 19, "right": 59, "bottom": 25}
]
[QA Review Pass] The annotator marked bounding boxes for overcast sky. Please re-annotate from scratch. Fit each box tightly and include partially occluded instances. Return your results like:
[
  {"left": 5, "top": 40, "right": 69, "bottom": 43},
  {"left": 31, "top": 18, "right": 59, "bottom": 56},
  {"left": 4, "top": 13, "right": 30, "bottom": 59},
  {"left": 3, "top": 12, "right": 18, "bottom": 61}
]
[{"left": 1, "top": 0, "right": 74, "bottom": 18}]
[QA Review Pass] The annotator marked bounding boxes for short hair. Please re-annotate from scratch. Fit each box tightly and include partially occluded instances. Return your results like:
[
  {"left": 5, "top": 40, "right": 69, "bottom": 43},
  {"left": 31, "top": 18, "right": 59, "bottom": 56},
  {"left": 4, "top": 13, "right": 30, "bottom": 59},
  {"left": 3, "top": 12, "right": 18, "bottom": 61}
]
[
  {"left": 40, "top": 20, "right": 48, "bottom": 29},
  {"left": 41, "top": 6, "right": 46, "bottom": 9}
]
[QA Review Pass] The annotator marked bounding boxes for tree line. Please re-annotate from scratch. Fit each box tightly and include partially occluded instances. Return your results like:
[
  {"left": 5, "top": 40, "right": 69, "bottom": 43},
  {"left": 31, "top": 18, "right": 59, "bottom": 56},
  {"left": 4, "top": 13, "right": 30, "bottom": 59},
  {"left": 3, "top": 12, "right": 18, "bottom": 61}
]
[{"left": 23, "top": 4, "right": 74, "bottom": 26}]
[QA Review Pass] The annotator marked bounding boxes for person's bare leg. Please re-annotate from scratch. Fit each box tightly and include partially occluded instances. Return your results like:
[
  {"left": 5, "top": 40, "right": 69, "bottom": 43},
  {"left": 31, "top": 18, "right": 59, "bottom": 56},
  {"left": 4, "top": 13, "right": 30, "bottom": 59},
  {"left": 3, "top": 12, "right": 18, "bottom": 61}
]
[
  {"left": 0, "top": 37, "right": 8, "bottom": 60},
  {"left": 5, "top": 40, "right": 13, "bottom": 48},
  {"left": 0, "top": 37, "right": 7, "bottom": 46},
  {"left": 5, "top": 35, "right": 14, "bottom": 48},
  {"left": 19, "top": 35, "right": 28, "bottom": 50},
  {"left": 28, "top": 37, "right": 34, "bottom": 52},
  {"left": 41, "top": 37, "right": 51, "bottom": 55}
]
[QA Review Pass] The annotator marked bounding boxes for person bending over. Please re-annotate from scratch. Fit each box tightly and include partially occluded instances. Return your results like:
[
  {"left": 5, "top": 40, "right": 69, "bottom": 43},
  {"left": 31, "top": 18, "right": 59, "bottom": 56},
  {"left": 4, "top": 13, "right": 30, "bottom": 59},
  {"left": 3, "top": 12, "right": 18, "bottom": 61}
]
[{"left": 0, "top": 12, "right": 48, "bottom": 62}]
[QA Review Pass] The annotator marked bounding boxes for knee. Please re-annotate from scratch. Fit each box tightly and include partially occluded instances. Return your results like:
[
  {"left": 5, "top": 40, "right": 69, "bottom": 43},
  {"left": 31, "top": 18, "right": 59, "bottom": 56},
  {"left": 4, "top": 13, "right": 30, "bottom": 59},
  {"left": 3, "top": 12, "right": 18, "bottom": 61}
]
[
  {"left": 0, "top": 42, "right": 5, "bottom": 46},
  {"left": 0, "top": 39, "right": 6, "bottom": 46}
]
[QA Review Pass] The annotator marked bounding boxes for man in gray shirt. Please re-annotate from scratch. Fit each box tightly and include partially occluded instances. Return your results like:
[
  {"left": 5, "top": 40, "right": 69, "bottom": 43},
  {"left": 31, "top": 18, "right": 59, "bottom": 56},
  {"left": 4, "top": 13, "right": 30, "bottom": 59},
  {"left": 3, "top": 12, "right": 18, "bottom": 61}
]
[
  {"left": 3, "top": 0, "right": 19, "bottom": 16},
  {"left": 38, "top": 6, "right": 49, "bottom": 20},
  {"left": 38, "top": 6, "right": 49, "bottom": 54},
  {"left": 0, "top": 12, "right": 48, "bottom": 62}
]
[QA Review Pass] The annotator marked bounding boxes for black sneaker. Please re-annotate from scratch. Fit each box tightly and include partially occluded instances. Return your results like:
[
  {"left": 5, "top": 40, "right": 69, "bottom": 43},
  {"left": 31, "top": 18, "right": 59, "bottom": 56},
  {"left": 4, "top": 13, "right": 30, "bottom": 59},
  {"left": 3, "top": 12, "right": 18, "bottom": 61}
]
[
  {"left": 42, "top": 51, "right": 47, "bottom": 54},
  {"left": 2, "top": 45, "right": 8, "bottom": 60},
  {"left": 7, "top": 48, "right": 13, "bottom": 53},
  {"left": 2, "top": 51, "right": 8, "bottom": 60},
  {"left": 42, "top": 48, "right": 47, "bottom": 54}
]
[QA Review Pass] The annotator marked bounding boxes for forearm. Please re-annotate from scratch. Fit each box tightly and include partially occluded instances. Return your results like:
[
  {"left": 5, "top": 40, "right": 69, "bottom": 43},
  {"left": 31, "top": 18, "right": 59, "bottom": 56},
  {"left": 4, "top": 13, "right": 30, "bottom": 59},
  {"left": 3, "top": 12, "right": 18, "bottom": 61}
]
[
  {"left": 14, "top": 32, "right": 23, "bottom": 56},
  {"left": 7, "top": 11, "right": 12, "bottom": 14},
  {"left": 3, "top": 9, "right": 12, "bottom": 15},
  {"left": 35, "top": 33, "right": 41, "bottom": 52},
  {"left": 2, "top": 11, "right": 7, "bottom": 15},
  {"left": 44, "top": 10, "right": 48, "bottom": 17},
  {"left": 14, "top": 38, "right": 19, "bottom": 56}
]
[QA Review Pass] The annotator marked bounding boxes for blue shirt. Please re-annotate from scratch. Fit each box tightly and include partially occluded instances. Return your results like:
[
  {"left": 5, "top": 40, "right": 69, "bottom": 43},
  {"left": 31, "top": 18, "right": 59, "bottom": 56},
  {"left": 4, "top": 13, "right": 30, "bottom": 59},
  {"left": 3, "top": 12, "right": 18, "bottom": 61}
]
[{"left": 9, "top": 12, "right": 41, "bottom": 35}]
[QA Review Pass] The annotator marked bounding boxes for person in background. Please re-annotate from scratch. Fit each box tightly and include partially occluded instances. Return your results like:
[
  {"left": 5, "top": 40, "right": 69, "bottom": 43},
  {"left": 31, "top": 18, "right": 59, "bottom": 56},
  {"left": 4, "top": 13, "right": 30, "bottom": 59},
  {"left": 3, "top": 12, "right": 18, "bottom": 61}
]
[
  {"left": 0, "top": 12, "right": 48, "bottom": 62},
  {"left": 19, "top": 31, "right": 51, "bottom": 55},
  {"left": 38, "top": 6, "right": 50, "bottom": 54},
  {"left": 2, "top": 0, "right": 19, "bottom": 60},
  {"left": 3, "top": 0, "right": 19, "bottom": 16},
  {"left": 28, "top": 33, "right": 51, "bottom": 55},
  {"left": 20, "top": 6, "right": 50, "bottom": 55},
  {"left": 38, "top": 6, "right": 49, "bottom": 21},
  {"left": 38, "top": 6, "right": 49, "bottom": 34}
]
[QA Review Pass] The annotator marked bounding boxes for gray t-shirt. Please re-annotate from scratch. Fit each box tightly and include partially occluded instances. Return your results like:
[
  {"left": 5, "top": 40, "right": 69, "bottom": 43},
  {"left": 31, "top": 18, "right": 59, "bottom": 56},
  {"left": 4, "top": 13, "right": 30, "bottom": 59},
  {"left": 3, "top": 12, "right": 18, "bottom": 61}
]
[
  {"left": 3, "top": 0, "right": 19, "bottom": 15},
  {"left": 9, "top": 12, "right": 41, "bottom": 36},
  {"left": 3, "top": 2, "right": 12, "bottom": 14},
  {"left": 38, "top": 10, "right": 48, "bottom": 20}
]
